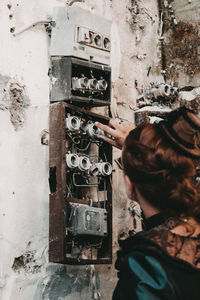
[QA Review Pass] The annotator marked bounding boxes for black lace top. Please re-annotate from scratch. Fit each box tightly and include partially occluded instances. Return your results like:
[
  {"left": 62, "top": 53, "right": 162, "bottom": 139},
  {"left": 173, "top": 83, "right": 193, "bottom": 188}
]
[
  {"left": 113, "top": 214, "right": 200, "bottom": 300},
  {"left": 141, "top": 213, "right": 200, "bottom": 268}
]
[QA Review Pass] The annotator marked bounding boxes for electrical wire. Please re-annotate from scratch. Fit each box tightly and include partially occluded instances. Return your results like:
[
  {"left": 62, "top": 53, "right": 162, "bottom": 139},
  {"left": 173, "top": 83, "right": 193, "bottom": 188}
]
[
  {"left": 13, "top": 20, "right": 51, "bottom": 36},
  {"left": 103, "top": 179, "right": 107, "bottom": 209},
  {"left": 102, "top": 150, "right": 112, "bottom": 186},
  {"left": 96, "top": 186, "right": 100, "bottom": 208},
  {"left": 66, "top": 133, "right": 81, "bottom": 145},
  {"left": 75, "top": 141, "right": 91, "bottom": 151},
  {"left": 66, "top": 132, "right": 92, "bottom": 151},
  {"left": 85, "top": 240, "right": 103, "bottom": 249}
]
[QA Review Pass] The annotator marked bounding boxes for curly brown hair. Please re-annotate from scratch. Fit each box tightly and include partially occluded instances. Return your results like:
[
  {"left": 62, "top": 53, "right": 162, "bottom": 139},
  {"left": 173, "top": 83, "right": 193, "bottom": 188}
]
[{"left": 122, "top": 123, "right": 200, "bottom": 219}]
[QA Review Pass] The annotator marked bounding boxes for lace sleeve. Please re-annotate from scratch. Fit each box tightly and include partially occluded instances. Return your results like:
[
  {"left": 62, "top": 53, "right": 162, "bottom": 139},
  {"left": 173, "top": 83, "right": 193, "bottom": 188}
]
[{"left": 145, "top": 228, "right": 200, "bottom": 268}]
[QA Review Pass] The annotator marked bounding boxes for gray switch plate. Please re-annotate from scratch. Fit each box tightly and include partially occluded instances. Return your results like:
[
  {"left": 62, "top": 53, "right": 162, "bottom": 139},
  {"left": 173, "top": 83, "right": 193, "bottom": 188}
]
[{"left": 69, "top": 203, "right": 108, "bottom": 237}]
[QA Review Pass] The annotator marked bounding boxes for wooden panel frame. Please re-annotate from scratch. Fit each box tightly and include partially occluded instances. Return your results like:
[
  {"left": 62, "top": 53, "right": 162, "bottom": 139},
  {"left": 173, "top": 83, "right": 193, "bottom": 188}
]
[{"left": 49, "top": 102, "right": 112, "bottom": 264}]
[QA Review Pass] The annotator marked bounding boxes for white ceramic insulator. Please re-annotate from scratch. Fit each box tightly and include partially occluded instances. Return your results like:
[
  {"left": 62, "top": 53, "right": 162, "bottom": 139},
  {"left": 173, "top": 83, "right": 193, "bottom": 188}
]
[
  {"left": 88, "top": 78, "right": 98, "bottom": 90},
  {"left": 66, "top": 154, "right": 79, "bottom": 169},
  {"left": 78, "top": 156, "right": 91, "bottom": 172},
  {"left": 152, "top": 84, "right": 171, "bottom": 98},
  {"left": 91, "top": 162, "right": 112, "bottom": 176},
  {"left": 163, "top": 84, "right": 171, "bottom": 96},
  {"left": 94, "top": 34, "right": 102, "bottom": 47},
  {"left": 90, "top": 164, "right": 100, "bottom": 176},
  {"left": 86, "top": 123, "right": 104, "bottom": 138},
  {"left": 99, "top": 162, "right": 112, "bottom": 176},
  {"left": 72, "top": 77, "right": 89, "bottom": 89},
  {"left": 97, "top": 79, "right": 108, "bottom": 91},
  {"left": 103, "top": 37, "right": 111, "bottom": 50},
  {"left": 66, "top": 116, "right": 81, "bottom": 131},
  {"left": 78, "top": 77, "right": 89, "bottom": 88}
]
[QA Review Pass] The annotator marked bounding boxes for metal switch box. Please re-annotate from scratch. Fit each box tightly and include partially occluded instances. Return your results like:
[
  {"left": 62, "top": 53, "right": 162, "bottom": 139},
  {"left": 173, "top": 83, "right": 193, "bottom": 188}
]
[
  {"left": 69, "top": 204, "right": 108, "bottom": 237},
  {"left": 50, "top": 57, "right": 111, "bottom": 105}
]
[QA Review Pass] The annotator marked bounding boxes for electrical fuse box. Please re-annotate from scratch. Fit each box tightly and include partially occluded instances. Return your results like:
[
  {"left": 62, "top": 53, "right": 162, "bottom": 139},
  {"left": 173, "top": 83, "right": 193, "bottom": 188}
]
[
  {"left": 50, "top": 57, "right": 111, "bottom": 106},
  {"left": 49, "top": 102, "right": 112, "bottom": 264}
]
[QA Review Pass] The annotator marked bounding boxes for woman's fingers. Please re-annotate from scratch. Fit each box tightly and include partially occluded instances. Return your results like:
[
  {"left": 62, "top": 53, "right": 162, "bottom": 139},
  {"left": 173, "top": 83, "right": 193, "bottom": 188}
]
[
  {"left": 96, "top": 118, "right": 135, "bottom": 149},
  {"left": 95, "top": 122, "right": 119, "bottom": 138},
  {"left": 109, "top": 118, "right": 124, "bottom": 130}
]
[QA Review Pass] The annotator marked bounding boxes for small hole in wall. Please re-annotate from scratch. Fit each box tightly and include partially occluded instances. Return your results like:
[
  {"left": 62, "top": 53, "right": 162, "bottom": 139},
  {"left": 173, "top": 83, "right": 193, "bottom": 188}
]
[
  {"left": 49, "top": 166, "right": 57, "bottom": 194},
  {"left": 10, "top": 27, "right": 15, "bottom": 33},
  {"left": 7, "top": 4, "right": 12, "bottom": 9}
]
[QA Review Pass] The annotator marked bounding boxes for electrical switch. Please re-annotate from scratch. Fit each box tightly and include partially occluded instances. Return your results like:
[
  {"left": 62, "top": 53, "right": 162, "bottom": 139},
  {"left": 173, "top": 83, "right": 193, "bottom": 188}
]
[{"left": 77, "top": 26, "right": 90, "bottom": 44}]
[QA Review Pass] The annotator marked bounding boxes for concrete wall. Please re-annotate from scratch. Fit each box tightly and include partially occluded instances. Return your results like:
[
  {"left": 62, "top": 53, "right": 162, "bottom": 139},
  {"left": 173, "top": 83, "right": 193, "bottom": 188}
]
[
  {"left": 158, "top": 0, "right": 200, "bottom": 87},
  {"left": 0, "top": 1, "right": 163, "bottom": 299}
]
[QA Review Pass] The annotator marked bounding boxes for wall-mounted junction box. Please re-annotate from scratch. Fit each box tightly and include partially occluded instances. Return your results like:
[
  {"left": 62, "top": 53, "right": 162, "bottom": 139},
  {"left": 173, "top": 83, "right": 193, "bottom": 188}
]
[
  {"left": 50, "top": 6, "right": 111, "bottom": 65},
  {"left": 49, "top": 102, "right": 112, "bottom": 264},
  {"left": 50, "top": 57, "right": 111, "bottom": 106}
]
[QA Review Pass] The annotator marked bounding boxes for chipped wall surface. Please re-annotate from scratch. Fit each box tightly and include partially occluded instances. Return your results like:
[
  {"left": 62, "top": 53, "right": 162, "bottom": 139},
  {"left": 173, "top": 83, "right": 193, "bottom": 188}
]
[
  {"left": 0, "top": 0, "right": 169, "bottom": 299},
  {"left": 158, "top": 0, "right": 200, "bottom": 86}
]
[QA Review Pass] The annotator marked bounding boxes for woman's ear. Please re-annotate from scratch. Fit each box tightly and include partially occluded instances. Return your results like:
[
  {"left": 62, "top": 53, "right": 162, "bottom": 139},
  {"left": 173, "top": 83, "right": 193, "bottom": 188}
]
[{"left": 124, "top": 174, "right": 135, "bottom": 200}]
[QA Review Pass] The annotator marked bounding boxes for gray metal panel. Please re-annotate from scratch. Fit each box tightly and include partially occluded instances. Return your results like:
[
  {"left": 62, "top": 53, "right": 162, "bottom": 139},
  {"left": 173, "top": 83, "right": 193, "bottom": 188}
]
[
  {"left": 50, "top": 57, "right": 72, "bottom": 102},
  {"left": 70, "top": 204, "right": 107, "bottom": 237},
  {"left": 50, "top": 57, "right": 111, "bottom": 106},
  {"left": 50, "top": 7, "right": 75, "bottom": 57}
]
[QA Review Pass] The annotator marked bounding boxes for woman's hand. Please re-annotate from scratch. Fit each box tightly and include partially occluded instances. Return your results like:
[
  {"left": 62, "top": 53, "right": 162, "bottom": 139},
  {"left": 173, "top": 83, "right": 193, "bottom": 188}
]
[{"left": 95, "top": 118, "right": 135, "bottom": 149}]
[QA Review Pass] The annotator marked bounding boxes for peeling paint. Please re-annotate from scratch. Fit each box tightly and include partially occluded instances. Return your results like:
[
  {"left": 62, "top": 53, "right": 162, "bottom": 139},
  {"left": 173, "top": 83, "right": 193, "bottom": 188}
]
[
  {"left": 164, "top": 21, "right": 200, "bottom": 80},
  {"left": 158, "top": 0, "right": 200, "bottom": 85},
  {"left": 12, "top": 251, "right": 40, "bottom": 273},
  {"left": 0, "top": 74, "right": 11, "bottom": 111},
  {"left": 0, "top": 75, "right": 30, "bottom": 130},
  {"left": 126, "top": 0, "right": 155, "bottom": 43},
  {"left": 9, "top": 82, "right": 29, "bottom": 130},
  {"left": 12, "top": 242, "right": 42, "bottom": 274},
  {"left": 34, "top": 265, "right": 100, "bottom": 300}
]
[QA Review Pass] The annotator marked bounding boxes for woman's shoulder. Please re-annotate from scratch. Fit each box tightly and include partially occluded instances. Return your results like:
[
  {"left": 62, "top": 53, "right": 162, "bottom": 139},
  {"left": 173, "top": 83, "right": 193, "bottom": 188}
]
[
  {"left": 114, "top": 231, "right": 200, "bottom": 300},
  {"left": 117, "top": 223, "right": 200, "bottom": 270}
]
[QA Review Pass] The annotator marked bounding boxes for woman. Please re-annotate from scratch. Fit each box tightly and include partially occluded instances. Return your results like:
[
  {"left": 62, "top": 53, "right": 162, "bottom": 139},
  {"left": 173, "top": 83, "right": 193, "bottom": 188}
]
[{"left": 96, "top": 108, "right": 200, "bottom": 299}]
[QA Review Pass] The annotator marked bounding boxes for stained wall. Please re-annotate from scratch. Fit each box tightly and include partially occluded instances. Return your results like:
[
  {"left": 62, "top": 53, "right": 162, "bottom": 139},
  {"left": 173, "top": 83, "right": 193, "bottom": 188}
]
[{"left": 1, "top": 0, "right": 194, "bottom": 299}]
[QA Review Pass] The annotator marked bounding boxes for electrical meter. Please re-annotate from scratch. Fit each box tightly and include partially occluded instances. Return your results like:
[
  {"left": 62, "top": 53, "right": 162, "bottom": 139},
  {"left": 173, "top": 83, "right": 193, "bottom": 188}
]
[
  {"left": 49, "top": 6, "right": 111, "bottom": 106},
  {"left": 50, "top": 6, "right": 111, "bottom": 65}
]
